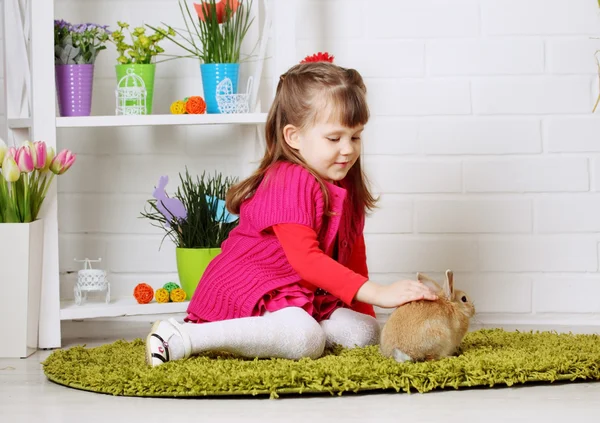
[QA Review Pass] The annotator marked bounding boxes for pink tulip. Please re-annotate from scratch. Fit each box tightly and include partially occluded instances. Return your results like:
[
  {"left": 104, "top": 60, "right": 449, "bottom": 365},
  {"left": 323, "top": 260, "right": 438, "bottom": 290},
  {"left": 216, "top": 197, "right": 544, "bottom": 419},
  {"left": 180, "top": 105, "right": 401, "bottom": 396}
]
[
  {"left": 20, "top": 141, "right": 36, "bottom": 167},
  {"left": 49, "top": 149, "right": 76, "bottom": 175},
  {"left": 2, "top": 155, "right": 20, "bottom": 182},
  {"left": 7, "top": 147, "right": 16, "bottom": 159},
  {"left": 14, "top": 145, "right": 34, "bottom": 173},
  {"left": 33, "top": 141, "right": 47, "bottom": 170}
]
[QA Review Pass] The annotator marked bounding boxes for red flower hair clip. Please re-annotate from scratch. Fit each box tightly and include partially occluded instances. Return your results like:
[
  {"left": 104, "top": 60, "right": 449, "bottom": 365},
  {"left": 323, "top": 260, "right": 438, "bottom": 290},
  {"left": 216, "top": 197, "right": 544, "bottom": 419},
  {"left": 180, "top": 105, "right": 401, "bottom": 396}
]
[{"left": 300, "top": 52, "right": 334, "bottom": 64}]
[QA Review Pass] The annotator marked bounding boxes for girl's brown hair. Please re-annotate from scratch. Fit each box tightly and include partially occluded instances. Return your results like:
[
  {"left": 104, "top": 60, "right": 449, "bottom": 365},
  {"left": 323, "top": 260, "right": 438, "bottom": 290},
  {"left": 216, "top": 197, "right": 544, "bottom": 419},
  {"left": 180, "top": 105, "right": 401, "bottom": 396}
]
[{"left": 226, "top": 61, "right": 378, "bottom": 216}]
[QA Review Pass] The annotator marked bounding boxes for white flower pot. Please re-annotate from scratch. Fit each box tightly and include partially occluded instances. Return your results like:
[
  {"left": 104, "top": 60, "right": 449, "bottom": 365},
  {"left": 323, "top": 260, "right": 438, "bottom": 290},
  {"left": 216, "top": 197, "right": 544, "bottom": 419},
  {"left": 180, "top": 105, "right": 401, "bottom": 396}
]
[{"left": 0, "top": 220, "right": 44, "bottom": 358}]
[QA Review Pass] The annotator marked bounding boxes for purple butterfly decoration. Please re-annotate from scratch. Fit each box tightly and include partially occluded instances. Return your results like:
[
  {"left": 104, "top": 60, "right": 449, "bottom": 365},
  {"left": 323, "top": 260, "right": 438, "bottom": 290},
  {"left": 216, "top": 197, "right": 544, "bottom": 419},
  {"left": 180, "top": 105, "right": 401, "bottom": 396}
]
[{"left": 153, "top": 176, "right": 187, "bottom": 228}]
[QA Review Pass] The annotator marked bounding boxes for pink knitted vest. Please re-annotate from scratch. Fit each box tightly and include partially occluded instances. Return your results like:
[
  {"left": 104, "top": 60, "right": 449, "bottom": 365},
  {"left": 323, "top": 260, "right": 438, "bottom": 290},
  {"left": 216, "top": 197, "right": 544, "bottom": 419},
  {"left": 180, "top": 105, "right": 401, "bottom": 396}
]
[{"left": 185, "top": 161, "right": 364, "bottom": 322}]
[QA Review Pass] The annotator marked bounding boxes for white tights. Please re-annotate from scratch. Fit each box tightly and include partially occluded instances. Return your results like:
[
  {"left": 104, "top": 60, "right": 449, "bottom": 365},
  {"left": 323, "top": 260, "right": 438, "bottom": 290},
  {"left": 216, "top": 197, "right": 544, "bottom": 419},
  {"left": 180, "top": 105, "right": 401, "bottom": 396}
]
[{"left": 175, "top": 307, "right": 381, "bottom": 360}]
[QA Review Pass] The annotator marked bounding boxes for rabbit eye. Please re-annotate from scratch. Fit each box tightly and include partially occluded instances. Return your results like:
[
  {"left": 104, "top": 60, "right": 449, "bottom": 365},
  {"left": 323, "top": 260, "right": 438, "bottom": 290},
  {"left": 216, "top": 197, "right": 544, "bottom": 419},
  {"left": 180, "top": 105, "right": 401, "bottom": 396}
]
[{"left": 461, "top": 296, "right": 467, "bottom": 303}]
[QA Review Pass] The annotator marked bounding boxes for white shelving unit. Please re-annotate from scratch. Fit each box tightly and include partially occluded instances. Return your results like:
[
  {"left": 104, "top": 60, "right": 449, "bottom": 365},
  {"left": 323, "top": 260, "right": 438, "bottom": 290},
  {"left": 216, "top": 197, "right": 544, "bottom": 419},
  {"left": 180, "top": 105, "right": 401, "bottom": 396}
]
[
  {"left": 9, "top": 114, "right": 268, "bottom": 129},
  {"left": 60, "top": 298, "right": 190, "bottom": 320},
  {"left": 3, "top": 0, "right": 299, "bottom": 349}
]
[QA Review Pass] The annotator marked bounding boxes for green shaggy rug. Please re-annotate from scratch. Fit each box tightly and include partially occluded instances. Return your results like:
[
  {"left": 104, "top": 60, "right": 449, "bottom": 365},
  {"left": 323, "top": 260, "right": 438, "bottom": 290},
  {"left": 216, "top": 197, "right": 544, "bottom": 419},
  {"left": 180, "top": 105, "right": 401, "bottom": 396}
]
[{"left": 42, "top": 329, "right": 600, "bottom": 399}]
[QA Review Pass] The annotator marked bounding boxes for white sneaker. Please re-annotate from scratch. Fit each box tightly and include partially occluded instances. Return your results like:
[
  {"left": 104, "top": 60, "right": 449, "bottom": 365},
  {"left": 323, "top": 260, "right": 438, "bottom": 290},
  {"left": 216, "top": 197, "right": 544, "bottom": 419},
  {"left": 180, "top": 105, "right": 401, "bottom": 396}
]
[{"left": 145, "top": 319, "right": 192, "bottom": 367}]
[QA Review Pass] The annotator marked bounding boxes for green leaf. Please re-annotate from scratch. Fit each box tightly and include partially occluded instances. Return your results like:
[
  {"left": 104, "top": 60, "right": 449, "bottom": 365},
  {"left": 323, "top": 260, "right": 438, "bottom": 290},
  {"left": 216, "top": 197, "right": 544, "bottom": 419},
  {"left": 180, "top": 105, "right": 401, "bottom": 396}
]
[{"left": 108, "top": 21, "right": 170, "bottom": 64}]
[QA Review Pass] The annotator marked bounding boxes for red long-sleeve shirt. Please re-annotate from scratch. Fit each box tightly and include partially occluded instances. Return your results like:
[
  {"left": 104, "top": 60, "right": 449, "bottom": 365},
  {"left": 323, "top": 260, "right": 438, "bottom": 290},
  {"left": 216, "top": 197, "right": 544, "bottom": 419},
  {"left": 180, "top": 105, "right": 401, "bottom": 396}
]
[{"left": 272, "top": 223, "right": 374, "bottom": 317}]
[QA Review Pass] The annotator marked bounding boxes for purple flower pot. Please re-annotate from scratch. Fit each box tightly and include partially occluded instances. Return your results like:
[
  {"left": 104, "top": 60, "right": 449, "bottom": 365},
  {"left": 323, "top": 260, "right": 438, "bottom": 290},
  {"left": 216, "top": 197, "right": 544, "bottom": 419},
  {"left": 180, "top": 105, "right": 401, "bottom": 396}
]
[{"left": 55, "top": 64, "right": 94, "bottom": 117}]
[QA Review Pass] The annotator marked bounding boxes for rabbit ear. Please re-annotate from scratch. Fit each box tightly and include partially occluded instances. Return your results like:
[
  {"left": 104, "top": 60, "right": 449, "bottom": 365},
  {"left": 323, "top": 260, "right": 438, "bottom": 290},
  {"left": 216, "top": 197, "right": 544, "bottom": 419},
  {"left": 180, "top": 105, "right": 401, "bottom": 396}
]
[
  {"left": 417, "top": 272, "right": 442, "bottom": 293},
  {"left": 443, "top": 270, "right": 454, "bottom": 297},
  {"left": 417, "top": 272, "right": 433, "bottom": 282}
]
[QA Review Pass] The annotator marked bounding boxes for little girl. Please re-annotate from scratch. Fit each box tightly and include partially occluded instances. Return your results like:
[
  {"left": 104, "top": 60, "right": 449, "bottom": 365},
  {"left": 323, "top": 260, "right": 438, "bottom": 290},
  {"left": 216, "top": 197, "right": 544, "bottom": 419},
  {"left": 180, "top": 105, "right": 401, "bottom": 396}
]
[{"left": 146, "top": 61, "right": 437, "bottom": 366}]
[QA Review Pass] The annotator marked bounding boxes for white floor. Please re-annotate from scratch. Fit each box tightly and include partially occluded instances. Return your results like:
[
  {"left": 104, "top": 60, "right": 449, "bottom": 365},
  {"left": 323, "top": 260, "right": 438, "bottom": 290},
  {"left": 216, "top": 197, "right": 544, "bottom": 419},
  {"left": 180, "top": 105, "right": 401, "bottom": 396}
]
[{"left": 1, "top": 321, "right": 600, "bottom": 423}]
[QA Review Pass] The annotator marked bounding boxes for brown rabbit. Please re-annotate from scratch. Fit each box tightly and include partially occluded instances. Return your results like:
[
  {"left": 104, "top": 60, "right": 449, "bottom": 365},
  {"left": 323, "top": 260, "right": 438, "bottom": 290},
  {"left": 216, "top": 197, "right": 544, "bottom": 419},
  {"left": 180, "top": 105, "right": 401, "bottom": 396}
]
[{"left": 379, "top": 270, "right": 475, "bottom": 362}]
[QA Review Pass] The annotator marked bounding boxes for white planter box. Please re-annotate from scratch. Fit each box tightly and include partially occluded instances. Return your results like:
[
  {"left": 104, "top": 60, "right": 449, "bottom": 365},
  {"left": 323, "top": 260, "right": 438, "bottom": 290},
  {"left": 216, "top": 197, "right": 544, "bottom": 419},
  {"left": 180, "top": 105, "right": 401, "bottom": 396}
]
[{"left": 0, "top": 220, "right": 44, "bottom": 358}]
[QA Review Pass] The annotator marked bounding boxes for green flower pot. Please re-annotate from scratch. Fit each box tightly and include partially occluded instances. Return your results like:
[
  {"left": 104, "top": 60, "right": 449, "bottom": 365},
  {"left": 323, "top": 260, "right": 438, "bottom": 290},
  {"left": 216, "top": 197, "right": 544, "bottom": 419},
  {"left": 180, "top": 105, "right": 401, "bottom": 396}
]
[
  {"left": 115, "top": 64, "right": 156, "bottom": 114},
  {"left": 176, "top": 247, "right": 221, "bottom": 299}
]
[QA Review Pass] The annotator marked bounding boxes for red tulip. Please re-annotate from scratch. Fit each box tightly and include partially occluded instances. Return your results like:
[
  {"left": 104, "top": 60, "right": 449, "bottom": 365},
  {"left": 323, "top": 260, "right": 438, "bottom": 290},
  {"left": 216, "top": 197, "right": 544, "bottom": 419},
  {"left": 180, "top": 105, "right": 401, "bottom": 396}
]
[{"left": 194, "top": 0, "right": 240, "bottom": 23}]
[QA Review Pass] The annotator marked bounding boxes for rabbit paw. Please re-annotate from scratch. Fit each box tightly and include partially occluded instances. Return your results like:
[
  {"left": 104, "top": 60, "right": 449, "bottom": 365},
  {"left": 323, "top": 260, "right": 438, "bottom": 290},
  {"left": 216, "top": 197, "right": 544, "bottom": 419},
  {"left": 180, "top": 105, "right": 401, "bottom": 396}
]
[{"left": 392, "top": 348, "right": 413, "bottom": 363}]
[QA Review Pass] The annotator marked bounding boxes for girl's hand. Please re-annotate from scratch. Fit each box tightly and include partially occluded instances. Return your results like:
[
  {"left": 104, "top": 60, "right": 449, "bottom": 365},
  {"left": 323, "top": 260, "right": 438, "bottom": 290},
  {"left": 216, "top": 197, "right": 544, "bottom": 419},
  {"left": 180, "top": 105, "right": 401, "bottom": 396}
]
[
  {"left": 355, "top": 279, "right": 438, "bottom": 308},
  {"left": 376, "top": 279, "right": 438, "bottom": 308}
]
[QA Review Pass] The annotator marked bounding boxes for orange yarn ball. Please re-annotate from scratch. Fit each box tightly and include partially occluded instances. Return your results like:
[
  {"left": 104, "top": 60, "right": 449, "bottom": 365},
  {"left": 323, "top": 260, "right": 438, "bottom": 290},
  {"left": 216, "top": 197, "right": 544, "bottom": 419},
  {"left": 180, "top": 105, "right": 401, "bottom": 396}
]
[
  {"left": 133, "top": 283, "right": 154, "bottom": 304},
  {"left": 155, "top": 288, "right": 170, "bottom": 303},
  {"left": 185, "top": 96, "right": 206, "bottom": 114},
  {"left": 170, "top": 288, "right": 187, "bottom": 303}
]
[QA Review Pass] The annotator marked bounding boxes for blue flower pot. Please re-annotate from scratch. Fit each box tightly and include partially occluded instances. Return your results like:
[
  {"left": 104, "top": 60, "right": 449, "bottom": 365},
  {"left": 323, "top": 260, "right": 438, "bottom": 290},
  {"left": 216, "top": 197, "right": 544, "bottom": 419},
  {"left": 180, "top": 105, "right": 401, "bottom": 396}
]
[{"left": 200, "top": 63, "right": 240, "bottom": 114}]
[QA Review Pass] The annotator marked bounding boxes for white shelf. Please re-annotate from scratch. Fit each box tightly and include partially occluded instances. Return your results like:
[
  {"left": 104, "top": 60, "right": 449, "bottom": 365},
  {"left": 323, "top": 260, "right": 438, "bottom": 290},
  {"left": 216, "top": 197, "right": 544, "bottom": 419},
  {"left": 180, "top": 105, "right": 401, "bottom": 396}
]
[
  {"left": 56, "top": 113, "right": 268, "bottom": 128},
  {"left": 7, "top": 114, "right": 267, "bottom": 130},
  {"left": 7, "top": 118, "right": 33, "bottom": 129},
  {"left": 60, "top": 297, "right": 189, "bottom": 320}
]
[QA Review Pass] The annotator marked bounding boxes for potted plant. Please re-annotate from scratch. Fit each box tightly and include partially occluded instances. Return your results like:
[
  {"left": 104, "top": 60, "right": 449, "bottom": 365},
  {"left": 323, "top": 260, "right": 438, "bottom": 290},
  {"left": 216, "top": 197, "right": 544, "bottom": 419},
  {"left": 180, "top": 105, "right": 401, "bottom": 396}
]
[
  {"left": 109, "top": 21, "right": 174, "bottom": 114},
  {"left": 150, "top": 0, "right": 254, "bottom": 113},
  {"left": 0, "top": 139, "right": 76, "bottom": 358},
  {"left": 140, "top": 168, "right": 239, "bottom": 298},
  {"left": 54, "top": 20, "right": 110, "bottom": 116}
]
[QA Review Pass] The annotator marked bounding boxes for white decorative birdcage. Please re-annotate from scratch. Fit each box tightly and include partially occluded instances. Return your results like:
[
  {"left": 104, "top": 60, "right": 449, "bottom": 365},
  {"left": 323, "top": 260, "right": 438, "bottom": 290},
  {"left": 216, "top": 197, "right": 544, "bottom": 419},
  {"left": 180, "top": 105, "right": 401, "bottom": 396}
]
[
  {"left": 74, "top": 258, "right": 110, "bottom": 305},
  {"left": 216, "top": 76, "right": 253, "bottom": 114},
  {"left": 115, "top": 68, "right": 147, "bottom": 115}
]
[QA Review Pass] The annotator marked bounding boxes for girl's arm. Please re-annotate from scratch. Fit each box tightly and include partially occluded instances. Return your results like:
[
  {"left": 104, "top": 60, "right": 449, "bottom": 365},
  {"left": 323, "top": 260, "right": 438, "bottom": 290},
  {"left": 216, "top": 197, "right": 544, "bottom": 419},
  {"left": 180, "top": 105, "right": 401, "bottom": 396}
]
[
  {"left": 272, "top": 223, "right": 368, "bottom": 306},
  {"left": 344, "top": 233, "right": 376, "bottom": 316},
  {"left": 273, "top": 223, "right": 438, "bottom": 309},
  {"left": 346, "top": 232, "right": 369, "bottom": 278}
]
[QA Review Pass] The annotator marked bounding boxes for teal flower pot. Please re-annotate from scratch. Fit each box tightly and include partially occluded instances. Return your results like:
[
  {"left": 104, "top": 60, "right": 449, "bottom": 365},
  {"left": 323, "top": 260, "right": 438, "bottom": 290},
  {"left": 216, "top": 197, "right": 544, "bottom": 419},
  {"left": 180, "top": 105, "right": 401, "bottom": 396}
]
[{"left": 200, "top": 63, "right": 239, "bottom": 113}]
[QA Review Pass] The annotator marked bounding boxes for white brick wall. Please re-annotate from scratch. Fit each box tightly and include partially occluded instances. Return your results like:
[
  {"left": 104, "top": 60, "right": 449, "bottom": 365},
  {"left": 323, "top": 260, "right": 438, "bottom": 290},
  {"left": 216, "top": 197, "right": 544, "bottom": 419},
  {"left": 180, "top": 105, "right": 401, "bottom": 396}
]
[
  {"left": 481, "top": 0, "right": 600, "bottom": 35},
  {"left": 463, "top": 158, "right": 590, "bottom": 192},
  {"left": 472, "top": 77, "right": 592, "bottom": 114},
  {"left": 415, "top": 198, "right": 532, "bottom": 233},
  {"left": 366, "top": 0, "right": 480, "bottom": 38},
  {"left": 546, "top": 39, "right": 600, "bottom": 74},
  {"left": 3, "top": 0, "right": 600, "bottom": 325},
  {"left": 427, "top": 39, "right": 544, "bottom": 76},
  {"left": 419, "top": 118, "right": 542, "bottom": 155},
  {"left": 546, "top": 117, "right": 600, "bottom": 152},
  {"left": 368, "top": 79, "right": 472, "bottom": 116}
]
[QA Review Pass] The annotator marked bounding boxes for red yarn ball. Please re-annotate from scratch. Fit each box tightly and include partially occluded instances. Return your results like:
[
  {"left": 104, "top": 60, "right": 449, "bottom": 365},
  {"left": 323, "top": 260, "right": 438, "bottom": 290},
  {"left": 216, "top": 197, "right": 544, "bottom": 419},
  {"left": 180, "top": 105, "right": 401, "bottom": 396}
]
[{"left": 134, "top": 283, "right": 154, "bottom": 304}]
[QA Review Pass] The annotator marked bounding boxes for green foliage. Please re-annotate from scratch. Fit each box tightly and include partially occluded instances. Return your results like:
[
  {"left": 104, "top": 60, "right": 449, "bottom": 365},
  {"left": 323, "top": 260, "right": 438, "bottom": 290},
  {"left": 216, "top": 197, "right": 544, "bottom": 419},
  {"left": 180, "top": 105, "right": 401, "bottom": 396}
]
[
  {"left": 148, "top": 0, "right": 255, "bottom": 64},
  {"left": 0, "top": 172, "right": 53, "bottom": 223},
  {"left": 109, "top": 21, "right": 175, "bottom": 64},
  {"left": 140, "top": 169, "right": 239, "bottom": 249}
]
